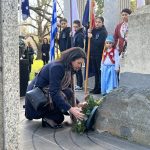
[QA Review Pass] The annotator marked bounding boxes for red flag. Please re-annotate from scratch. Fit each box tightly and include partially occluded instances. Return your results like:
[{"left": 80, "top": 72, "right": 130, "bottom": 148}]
[{"left": 91, "top": 0, "right": 95, "bottom": 28}]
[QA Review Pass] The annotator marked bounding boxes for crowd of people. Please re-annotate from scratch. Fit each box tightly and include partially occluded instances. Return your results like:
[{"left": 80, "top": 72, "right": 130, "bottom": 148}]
[{"left": 24, "top": 8, "right": 131, "bottom": 128}]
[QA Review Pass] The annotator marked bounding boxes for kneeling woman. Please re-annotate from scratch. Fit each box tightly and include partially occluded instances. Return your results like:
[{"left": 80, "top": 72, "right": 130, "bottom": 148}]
[{"left": 25, "top": 47, "right": 86, "bottom": 128}]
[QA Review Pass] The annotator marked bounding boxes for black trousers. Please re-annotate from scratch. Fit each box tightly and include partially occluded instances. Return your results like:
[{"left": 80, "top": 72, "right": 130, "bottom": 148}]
[
  {"left": 76, "top": 69, "right": 83, "bottom": 87},
  {"left": 42, "top": 54, "right": 49, "bottom": 65},
  {"left": 91, "top": 56, "right": 101, "bottom": 91}
]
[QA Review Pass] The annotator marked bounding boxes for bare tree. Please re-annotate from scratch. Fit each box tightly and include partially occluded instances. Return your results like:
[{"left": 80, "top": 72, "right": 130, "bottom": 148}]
[{"left": 21, "top": 0, "right": 63, "bottom": 59}]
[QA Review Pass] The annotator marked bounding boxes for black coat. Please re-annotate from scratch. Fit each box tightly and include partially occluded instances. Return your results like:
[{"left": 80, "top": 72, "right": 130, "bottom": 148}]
[
  {"left": 41, "top": 43, "right": 50, "bottom": 55},
  {"left": 24, "top": 46, "right": 34, "bottom": 64},
  {"left": 58, "top": 27, "right": 71, "bottom": 52},
  {"left": 90, "top": 26, "right": 107, "bottom": 59},
  {"left": 73, "top": 28, "right": 84, "bottom": 49}
]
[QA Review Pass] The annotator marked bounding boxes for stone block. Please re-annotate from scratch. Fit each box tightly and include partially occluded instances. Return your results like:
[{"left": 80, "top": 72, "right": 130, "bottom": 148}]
[{"left": 95, "top": 87, "right": 150, "bottom": 146}]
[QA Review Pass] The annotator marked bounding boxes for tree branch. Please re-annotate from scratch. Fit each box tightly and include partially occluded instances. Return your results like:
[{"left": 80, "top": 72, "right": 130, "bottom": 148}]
[
  {"left": 20, "top": 23, "right": 38, "bottom": 29},
  {"left": 42, "top": 21, "right": 49, "bottom": 36},
  {"left": 30, "top": 35, "right": 39, "bottom": 50},
  {"left": 30, "top": 15, "right": 38, "bottom": 22},
  {"left": 29, "top": 6, "right": 62, "bottom": 19}
]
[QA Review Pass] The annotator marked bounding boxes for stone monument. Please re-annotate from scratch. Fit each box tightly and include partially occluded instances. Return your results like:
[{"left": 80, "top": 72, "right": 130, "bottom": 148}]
[
  {"left": 95, "top": 5, "right": 150, "bottom": 146},
  {"left": 104, "top": 0, "right": 130, "bottom": 34},
  {"left": 0, "top": 0, "right": 20, "bottom": 149}
]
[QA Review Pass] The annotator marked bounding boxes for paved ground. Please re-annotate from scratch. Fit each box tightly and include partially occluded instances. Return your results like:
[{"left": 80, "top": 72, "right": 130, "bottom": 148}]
[{"left": 20, "top": 91, "right": 150, "bottom": 150}]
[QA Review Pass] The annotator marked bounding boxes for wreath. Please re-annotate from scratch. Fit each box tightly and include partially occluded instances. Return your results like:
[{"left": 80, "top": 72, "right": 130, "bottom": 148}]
[{"left": 72, "top": 95, "right": 103, "bottom": 133}]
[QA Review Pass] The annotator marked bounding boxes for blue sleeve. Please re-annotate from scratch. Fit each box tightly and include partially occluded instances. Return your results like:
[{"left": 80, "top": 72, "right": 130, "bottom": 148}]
[{"left": 49, "top": 65, "right": 71, "bottom": 112}]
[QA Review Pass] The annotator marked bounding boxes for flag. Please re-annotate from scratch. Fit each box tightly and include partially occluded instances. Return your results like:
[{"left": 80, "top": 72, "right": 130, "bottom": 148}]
[
  {"left": 65, "top": 0, "right": 79, "bottom": 27},
  {"left": 50, "top": 0, "right": 57, "bottom": 61},
  {"left": 137, "top": 0, "right": 145, "bottom": 8},
  {"left": 21, "top": 0, "right": 30, "bottom": 20},
  {"left": 82, "top": 0, "right": 90, "bottom": 27},
  {"left": 71, "top": 0, "right": 79, "bottom": 24},
  {"left": 82, "top": 0, "right": 95, "bottom": 28}
]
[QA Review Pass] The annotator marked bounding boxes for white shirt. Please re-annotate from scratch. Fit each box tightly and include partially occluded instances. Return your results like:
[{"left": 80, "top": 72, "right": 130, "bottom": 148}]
[{"left": 102, "top": 48, "right": 120, "bottom": 71}]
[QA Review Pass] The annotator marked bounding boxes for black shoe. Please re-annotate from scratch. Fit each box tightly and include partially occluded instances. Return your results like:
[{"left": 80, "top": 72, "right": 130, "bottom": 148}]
[
  {"left": 90, "top": 89, "right": 101, "bottom": 94},
  {"left": 93, "top": 90, "right": 101, "bottom": 94},
  {"left": 89, "top": 89, "right": 95, "bottom": 94},
  {"left": 42, "top": 118, "right": 63, "bottom": 129}
]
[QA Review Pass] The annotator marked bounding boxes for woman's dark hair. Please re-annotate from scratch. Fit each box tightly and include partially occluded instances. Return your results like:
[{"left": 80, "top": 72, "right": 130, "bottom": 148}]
[
  {"left": 58, "top": 47, "right": 86, "bottom": 70},
  {"left": 43, "top": 38, "right": 48, "bottom": 44},
  {"left": 121, "top": 8, "right": 132, "bottom": 15},
  {"left": 95, "top": 16, "right": 104, "bottom": 23},
  {"left": 73, "top": 20, "right": 81, "bottom": 27}
]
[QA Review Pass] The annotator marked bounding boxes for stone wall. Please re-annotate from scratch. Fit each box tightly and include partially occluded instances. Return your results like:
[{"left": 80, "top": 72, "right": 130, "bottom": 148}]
[
  {"left": 95, "top": 87, "right": 150, "bottom": 146},
  {"left": 120, "top": 5, "right": 150, "bottom": 88},
  {"left": 0, "top": 0, "right": 20, "bottom": 149},
  {"left": 104, "top": 0, "right": 130, "bottom": 34}
]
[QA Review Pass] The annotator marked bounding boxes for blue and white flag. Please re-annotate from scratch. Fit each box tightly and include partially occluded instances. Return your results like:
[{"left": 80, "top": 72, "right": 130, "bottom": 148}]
[
  {"left": 21, "top": 0, "right": 30, "bottom": 20},
  {"left": 50, "top": 0, "right": 57, "bottom": 61}
]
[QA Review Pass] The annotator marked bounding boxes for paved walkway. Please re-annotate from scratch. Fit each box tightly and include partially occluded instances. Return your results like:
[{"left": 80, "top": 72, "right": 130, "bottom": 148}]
[{"left": 20, "top": 91, "right": 150, "bottom": 150}]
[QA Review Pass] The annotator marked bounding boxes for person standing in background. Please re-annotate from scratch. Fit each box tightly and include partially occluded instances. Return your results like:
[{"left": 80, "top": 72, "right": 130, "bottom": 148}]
[
  {"left": 72, "top": 20, "right": 85, "bottom": 91},
  {"left": 57, "top": 18, "right": 71, "bottom": 52},
  {"left": 114, "top": 8, "right": 132, "bottom": 56},
  {"left": 41, "top": 38, "right": 50, "bottom": 65},
  {"left": 24, "top": 42, "right": 34, "bottom": 73}
]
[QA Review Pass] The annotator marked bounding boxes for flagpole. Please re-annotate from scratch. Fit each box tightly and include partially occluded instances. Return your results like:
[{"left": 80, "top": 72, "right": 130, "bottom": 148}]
[
  {"left": 69, "top": 0, "right": 76, "bottom": 108},
  {"left": 70, "top": 0, "right": 73, "bottom": 47},
  {"left": 84, "top": 0, "right": 94, "bottom": 97}
]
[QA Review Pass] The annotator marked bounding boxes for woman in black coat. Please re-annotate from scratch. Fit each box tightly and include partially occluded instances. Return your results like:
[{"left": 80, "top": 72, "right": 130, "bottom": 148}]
[
  {"left": 41, "top": 38, "right": 50, "bottom": 65},
  {"left": 25, "top": 47, "right": 86, "bottom": 128}
]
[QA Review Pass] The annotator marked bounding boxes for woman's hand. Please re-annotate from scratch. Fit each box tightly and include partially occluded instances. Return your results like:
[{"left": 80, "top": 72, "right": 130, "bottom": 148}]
[
  {"left": 69, "top": 107, "right": 85, "bottom": 120},
  {"left": 78, "top": 102, "right": 88, "bottom": 109}
]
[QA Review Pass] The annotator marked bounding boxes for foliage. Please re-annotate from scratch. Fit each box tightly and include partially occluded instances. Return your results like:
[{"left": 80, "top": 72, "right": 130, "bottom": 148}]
[
  {"left": 130, "top": 0, "right": 137, "bottom": 12},
  {"left": 72, "top": 96, "right": 103, "bottom": 134},
  {"left": 30, "top": 56, "right": 43, "bottom": 80},
  {"left": 95, "top": 0, "right": 104, "bottom": 16}
]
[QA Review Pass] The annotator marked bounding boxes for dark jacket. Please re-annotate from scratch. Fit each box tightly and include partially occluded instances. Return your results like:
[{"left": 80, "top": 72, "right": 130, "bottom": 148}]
[
  {"left": 90, "top": 26, "right": 107, "bottom": 59},
  {"left": 24, "top": 46, "right": 34, "bottom": 64},
  {"left": 73, "top": 28, "right": 84, "bottom": 49},
  {"left": 41, "top": 44, "right": 50, "bottom": 55},
  {"left": 58, "top": 27, "right": 71, "bottom": 52},
  {"left": 27, "top": 62, "right": 71, "bottom": 113}
]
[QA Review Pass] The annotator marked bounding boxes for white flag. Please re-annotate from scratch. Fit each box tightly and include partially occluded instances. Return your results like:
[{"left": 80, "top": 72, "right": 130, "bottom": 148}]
[
  {"left": 137, "top": 0, "right": 145, "bottom": 8},
  {"left": 64, "top": 0, "right": 79, "bottom": 27}
]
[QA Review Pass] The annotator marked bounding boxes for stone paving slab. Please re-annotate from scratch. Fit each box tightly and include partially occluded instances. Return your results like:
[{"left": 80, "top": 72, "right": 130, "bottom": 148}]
[{"left": 20, "top": 92, "right": 150, "bottom": 150}]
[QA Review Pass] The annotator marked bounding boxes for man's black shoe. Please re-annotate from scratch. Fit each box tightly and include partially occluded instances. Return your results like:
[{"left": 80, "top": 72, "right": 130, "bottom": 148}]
[
  {"left": 90, "top": 89, "right": 101, "bottom": 94},
  {"left": 92, "top": 90, "right": 101, "bottom": 94},
  {"left": 90, "top": 89, "right": 95, "bottom": 94}
]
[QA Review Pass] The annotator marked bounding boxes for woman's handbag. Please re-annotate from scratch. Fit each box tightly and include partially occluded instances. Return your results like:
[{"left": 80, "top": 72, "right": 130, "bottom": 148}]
[
  {"left": 26, "top": 87, "right": 48, "bottom": 111},
  {"left": 26, "top": 68, "right": 53, "bottom": 111}
]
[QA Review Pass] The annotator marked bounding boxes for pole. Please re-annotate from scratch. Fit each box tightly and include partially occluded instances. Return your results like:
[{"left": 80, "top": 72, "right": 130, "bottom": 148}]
[
  {"left": 84, "top": 0, "right": 94, "bottom": 97},
  {"left": 70, "top": 0, "right": 76, "bottom": 107},
  {"left": 70, "top": 0, "right": 73, "bottom": 47}
]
